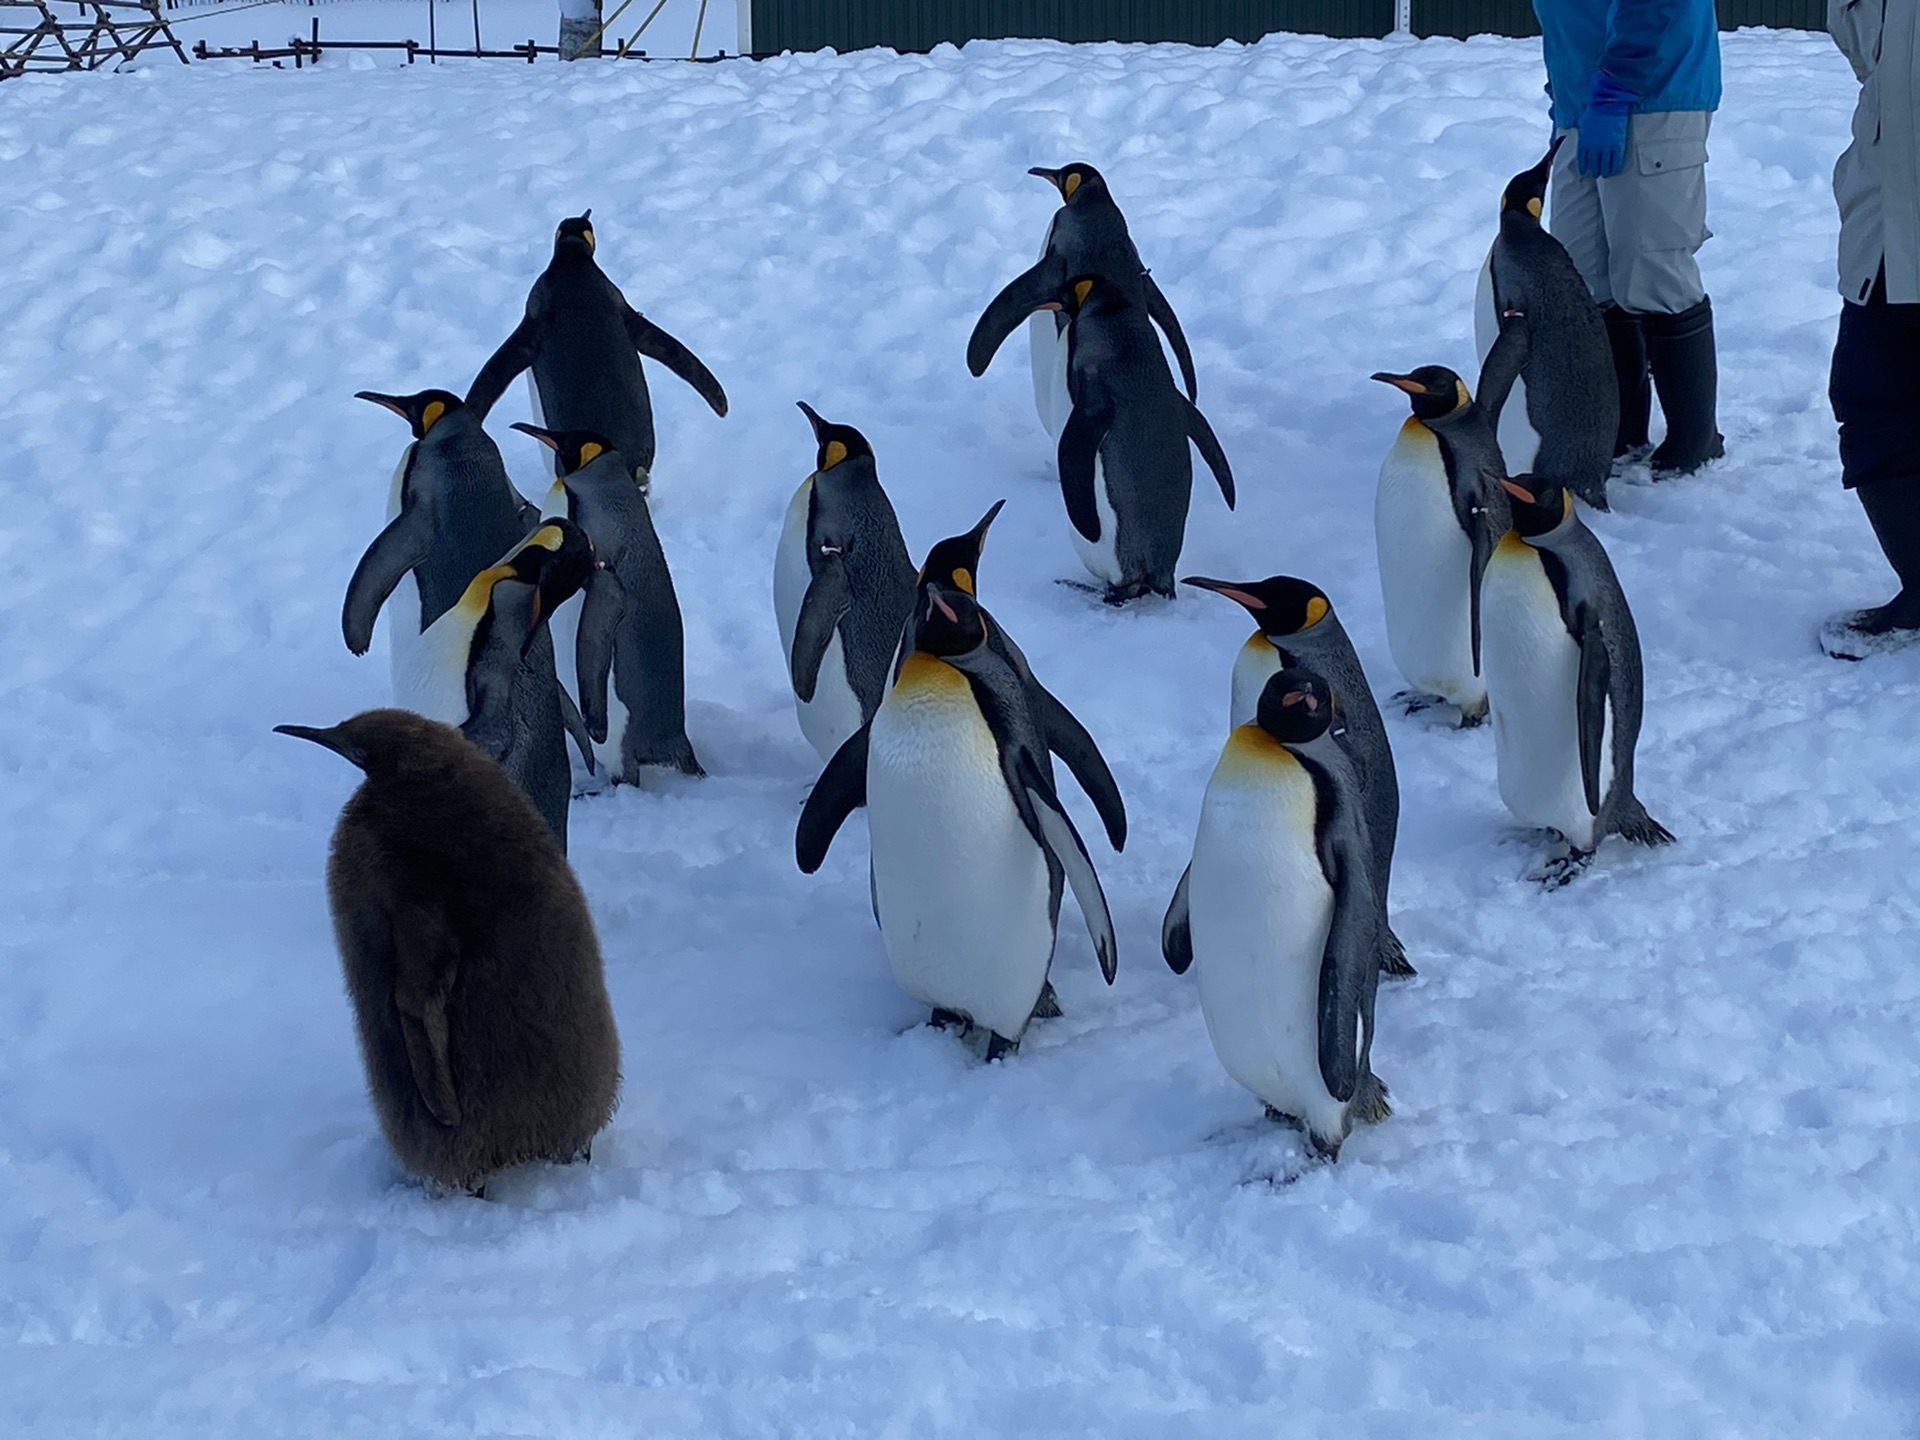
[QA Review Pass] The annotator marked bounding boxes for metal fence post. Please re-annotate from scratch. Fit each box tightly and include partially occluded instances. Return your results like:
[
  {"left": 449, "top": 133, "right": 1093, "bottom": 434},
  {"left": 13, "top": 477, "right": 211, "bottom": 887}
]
[{"left": 1394, "top": 0, "right": 1411, "bottom": 33}]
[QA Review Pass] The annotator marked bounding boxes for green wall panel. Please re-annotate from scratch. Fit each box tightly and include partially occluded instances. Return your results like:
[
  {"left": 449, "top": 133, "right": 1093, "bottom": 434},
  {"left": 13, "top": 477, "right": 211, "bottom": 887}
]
[
  {"left": 749, "top": 0, "right": 1826, "bottom": 54},
  {"left": 749, "top": 0, "right": 1394, "bottom": 53}
]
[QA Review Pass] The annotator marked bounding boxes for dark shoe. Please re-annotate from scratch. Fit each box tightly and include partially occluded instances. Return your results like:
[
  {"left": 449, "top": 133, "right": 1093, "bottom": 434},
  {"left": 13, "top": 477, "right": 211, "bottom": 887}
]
[
  {"left": 1603, "top": 305, "right": 1651, "bottom": 458},
  {"left": 1645, "top": 297, "right": 1726, "bottom": 476},
  {"left": 1821, "top": 478, "right": 1920, "bottom": 658}
]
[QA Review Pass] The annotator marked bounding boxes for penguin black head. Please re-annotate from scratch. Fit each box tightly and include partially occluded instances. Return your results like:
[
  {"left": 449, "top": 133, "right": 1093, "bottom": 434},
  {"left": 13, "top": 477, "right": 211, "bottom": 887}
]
[
  {"left": 509, "top": 518, "right": 597, "bottom": 638},
  {"left": 1183, "top": 575, "right": 1333, "bottom": 638},
  {"left": 355, "top": 388, "right": 464, "bottom": 440},
  {"left": 1502, "top": 475, "right": 1576, "bottom": 539},
  {"left": 1039, "top": 273, "right": 1111, "bottom": 320},
  {"left": 1370, "top": 366, "right": 1472, "bottom": 422},
  {"left": 1255, "top": 669, "right": 1336, "bottom": 746},
  {"left": 911, "top": 583, "right": 990, "bottom": 660},
  {"left": 511, "top": 422, "right": 618, "bottom": 478},
  {"left": 795, "top": 401, "right": 875, "bottom": 475},
  {"left": 1029, "top": 163, "right": 1107, "bottom": 205},
  {"left": 1498, "top": 137, "right": 1562, "bottom": 222},
  {"left": 916, "top": 500, "right": 1006, "bottom": 598},
  {"left": 553, "top": 210, "right": 596, "bottom": 259}
]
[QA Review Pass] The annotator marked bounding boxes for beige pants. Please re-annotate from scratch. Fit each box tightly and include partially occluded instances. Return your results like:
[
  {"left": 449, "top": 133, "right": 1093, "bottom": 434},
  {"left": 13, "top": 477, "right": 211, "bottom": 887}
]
[{"left": 1550, "top": 112, "right": 1712, "bottom": 315}]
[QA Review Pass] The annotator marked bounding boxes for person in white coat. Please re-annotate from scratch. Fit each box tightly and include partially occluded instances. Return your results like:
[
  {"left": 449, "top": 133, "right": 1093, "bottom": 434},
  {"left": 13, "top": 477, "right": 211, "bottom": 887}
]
[{"left": 1822, "top": 0, "right": 1920, "bottom": 659}]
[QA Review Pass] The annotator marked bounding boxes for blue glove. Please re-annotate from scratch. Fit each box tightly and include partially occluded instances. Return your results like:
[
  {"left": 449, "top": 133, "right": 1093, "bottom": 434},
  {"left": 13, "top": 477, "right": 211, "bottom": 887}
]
[{"left": 1577, "top": 72, "right": 1636, "bottom": 179}]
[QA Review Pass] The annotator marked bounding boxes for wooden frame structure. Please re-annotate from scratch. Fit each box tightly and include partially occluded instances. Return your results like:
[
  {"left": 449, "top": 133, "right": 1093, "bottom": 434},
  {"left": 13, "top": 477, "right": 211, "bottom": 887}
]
[{"left": 1, "top": 0, "right": 185, "bottom": 80}]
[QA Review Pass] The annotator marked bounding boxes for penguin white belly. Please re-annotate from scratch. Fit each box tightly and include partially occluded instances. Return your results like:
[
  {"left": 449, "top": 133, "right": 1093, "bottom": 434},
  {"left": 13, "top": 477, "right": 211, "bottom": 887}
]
[
  {"left": 1228, "top": 634, "right": 1282, "bottom": 729},
  {"left": 378, "top": 451, "right": 434, "bottom": 708},
  {"left": 1475, "top": 252, "right": 1540, "bottom": 473},
  {"left": 866, "top": 658, "right": 1054, "bottom": 1040},
  {"left": 394, "top": 612, "right": 474, "bottom": 728},
  {"left": 1067, "top": 450, "right": 1124, "bottom": 586},
  {"left": 1481, "top": 542, "right": 1596, "bottom": 849},
  {"left": 1188, "top": 738, "right": 1345, "bottom": 1140},
  {"left": 774, "top": 478, "right": 866, "bottom": 761},
  {"left": 1375, "top": 420, "right": 1484, "bottom": 710},
  {"left": 1028, "top": 313, "right": 1072, "bottom": 440},
  {"left": 540, "top": 489, "right": 615, "bottom": 783}
]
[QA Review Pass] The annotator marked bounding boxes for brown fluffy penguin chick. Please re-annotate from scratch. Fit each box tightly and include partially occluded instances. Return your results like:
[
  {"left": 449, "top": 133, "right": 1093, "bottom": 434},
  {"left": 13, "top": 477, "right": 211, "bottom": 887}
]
[{"left": 276, "top": 708, "right": 620, "bottom": 1194}]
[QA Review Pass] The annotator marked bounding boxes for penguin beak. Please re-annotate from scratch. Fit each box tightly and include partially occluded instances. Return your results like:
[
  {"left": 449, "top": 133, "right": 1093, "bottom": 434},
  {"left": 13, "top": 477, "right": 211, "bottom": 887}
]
[
  {"left": 970, "top": 499, "right": 1007, "bottom": 549},
  {"left": 1181, "top": 576, "right": 1266, "bottom": 613},
  {"left": 1369, "top": 372, "right": 1427, "bottom": 396},
  {"left": 1032, "top": 300, "right": 1064, "bottom": 314},
  {"left": 354, "top": 391, "right": 411, "bottom": 420},
  {"left": 1501, "top": 479, "right": 1539, "bottom": 504},
  {"left": 511, "top": 422, "right": 563, "bottom": 452},
  {"left": 795, "top": 400, "right": 828, "bottom": 441},
  {"left": 273, "top": 723, "right": 368, "bottom": 771},
  {"left": 1027, "top": 166, "right": 1062, "bottom": 188},
  {"left": 928, "top": 590, "right": 958, "bottom": 623}
]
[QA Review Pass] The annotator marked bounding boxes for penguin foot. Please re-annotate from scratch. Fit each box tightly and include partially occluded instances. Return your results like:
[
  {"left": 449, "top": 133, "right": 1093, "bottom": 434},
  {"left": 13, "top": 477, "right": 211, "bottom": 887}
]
[
  {"left": 1030, "top": 982, "right": 1064, "bottom": 1020},
  {"left": 1532, "top": 849, "right": 1593, "bottom": 889},
  {"left": 1390, "top": 689, "right": 1446, "bottom": 716},
  {"left": 1455, "top": 704, "right": 1488, "bottom": 730},
  {"left": 928, "top": 1008, "right": 972, "bottom": 1033},
  {"left": 1613, "top": 800, "right": 1676, "bottom": 848},
  {"left": 561, "top": 1141, "right": 592, "bottom": 1166},
  {"left": 1379, "top": 928, "right": 1417, "bottom": 979},
  {"left": 1355, "top": 1073, "right": 1393, "bottom": 1125},
  {"left": 984, "top": 1032, "right": 1020, "bottom": 1063},
  {"left": 1820, "top": 604, "right": 1920, "bottom": 661}
]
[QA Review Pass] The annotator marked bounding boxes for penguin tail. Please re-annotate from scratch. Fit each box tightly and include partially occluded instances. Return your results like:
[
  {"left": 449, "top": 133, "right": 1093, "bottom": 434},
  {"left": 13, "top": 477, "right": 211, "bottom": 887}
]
[
  {"left": 1614, "top": 796, "right": 1675, "bottom": 848},
  {"left": 1379, "top": 927, "right": 1417, "bottom": 979},
  {"left": 1355, "top": 1072, "right": 1393, "bottom": 1125}
]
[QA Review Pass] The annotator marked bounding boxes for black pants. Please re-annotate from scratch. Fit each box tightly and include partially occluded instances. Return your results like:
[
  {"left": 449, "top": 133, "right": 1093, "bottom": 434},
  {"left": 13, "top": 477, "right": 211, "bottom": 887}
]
[{"left": 1831, "top": 268, "right": 1920, "bottom": 489}]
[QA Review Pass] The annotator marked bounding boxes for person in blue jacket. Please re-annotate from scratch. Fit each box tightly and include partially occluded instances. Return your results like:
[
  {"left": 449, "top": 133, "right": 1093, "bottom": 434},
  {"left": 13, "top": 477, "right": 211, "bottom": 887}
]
[{"left": 1533, "top": 0, "right": 1725, "bottom": 477}]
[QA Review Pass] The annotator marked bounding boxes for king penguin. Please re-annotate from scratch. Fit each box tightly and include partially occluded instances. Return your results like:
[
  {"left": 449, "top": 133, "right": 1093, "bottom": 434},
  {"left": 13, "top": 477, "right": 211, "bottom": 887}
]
[
  {"left": 1183, "top": 669, "right": 1392, "bottom": 1160},
  {"left": 274, "top": 708, "right": 620, "bottom": 1195},
  {"left": 466, "top": 212, "right": 728, "bottom": 483},
  {"left": 1369, "top": 366, "right": 1513, "bottom": 724},
  {"left": 966, "top": 162, "right": 1198, "bottom": 440},
  {"left": 514, "top": 425, "right": 704, "bottom": 781},
  {"left": 773, "top": 403, "right": 916, "bottom": 762},
  {"left": 796, "top": 582, "right": 1119, "bottom": 1060},
  {"left": 407, "top": 520, "right": 597, "bottom": 849},
  {"left": 341, "top": 388, "right": 538, "bottom": 704},
  {"left": 972, "top": 273, "right": 1234, "bottom": 605},
  {"left": 1474, "top": 141, "right": 1617, "bottom": 511},
  {"left": 1480, "top": 474, "right": 1674, "bottom": 885},
  {"left": 1166, "top": 575, "right": 1409, "bottom": 979}
]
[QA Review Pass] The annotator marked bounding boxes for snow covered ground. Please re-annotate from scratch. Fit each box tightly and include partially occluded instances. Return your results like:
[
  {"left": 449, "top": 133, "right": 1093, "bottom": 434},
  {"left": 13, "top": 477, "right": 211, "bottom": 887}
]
[{"left": 3, "top": 25, "right": 1916, "bottom": 1437}]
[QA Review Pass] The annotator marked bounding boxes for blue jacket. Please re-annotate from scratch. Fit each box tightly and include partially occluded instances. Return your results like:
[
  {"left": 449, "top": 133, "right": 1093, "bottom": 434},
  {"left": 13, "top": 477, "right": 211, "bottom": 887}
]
[{"left": 1533, "top": 0, "right": 1723, "bottom": 128}]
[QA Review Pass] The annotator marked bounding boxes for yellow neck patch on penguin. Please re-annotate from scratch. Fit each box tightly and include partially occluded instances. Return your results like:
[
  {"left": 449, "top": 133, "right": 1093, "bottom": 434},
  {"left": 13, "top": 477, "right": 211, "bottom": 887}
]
[
  {"left": 420, "top": 400, "right": 446, "bottom": 434},
  {"left": 1218, "top": 723, "right": 1305, "bottom": 778},
  {"left": 894, "top": 651, "right": 970, "bottom": 696},
  {"left": 950, "top": 568, "right": 975, "bottom": 596},
  {"left": 577, "top": 441, "right": 604, "bottom": 468},
  {"left": 455, "top": 563, "right": 516, "bottom": 616},
  {"left": 821, "top": 440, "right": 848, "bottom": 471},
  {"left": 1526, "top": 197, "right": 1543, "bottom": 219},
  {"left": 1062, "top": 172, "right": 1082, "bottom": 199}
]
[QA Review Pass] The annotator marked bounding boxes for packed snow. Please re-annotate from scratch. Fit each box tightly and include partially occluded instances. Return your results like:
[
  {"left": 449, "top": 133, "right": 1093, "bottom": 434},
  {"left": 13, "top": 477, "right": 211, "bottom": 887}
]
[{"left": 4, "top": 24, "right": 1917, "bottom": 1437}]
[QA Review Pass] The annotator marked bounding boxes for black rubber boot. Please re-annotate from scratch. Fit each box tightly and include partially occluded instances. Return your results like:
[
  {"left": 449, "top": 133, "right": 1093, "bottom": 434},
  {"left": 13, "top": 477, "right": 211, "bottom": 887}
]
[
  {"left": 1603, "top": 305, "right": 1651, "bottom": 458},
  {"left": 1645, "top": 296, "right": 1726, "bottom": 477},
  {"left": 1821, "top": 478, "right": 1920, "bottom": 658}
]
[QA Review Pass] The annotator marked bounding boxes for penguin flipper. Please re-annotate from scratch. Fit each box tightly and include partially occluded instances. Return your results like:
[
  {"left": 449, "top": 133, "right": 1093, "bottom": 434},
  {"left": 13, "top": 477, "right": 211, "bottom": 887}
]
[
  {"left": 467, "top": 313, "right": 541, "bottom": 421},
  {"left": 1468, "top": 502, "right": 1495, "bottom": 678},
  {"left": 391, "top": 898, "right": 462, "bottom": 1128},
  {"left": 790, "top": 555, "right": 855, "bottom": 704},
  {"left": 1309, "top": 769, "right": 1379, "bottom": 1108},
  {"left": 1576, "top": 605, "right": 1611, "bottom": 818},
  {"left": 1161, "top": 863, "right": 1194, "bottom": 975},
  {"left": 556, "top": 681, "right": 597, "bottom": 776},
  {"left": 1056, "top": 405, "right": 1111, "bottom": 543},
  {"left": 622, "top": 304, "right": 729, "bottom": 418},
  {"left": 796, "top": 725, "right": 869, "bottom": 874},
  {"left": 342, "top": 511, "right": 431, "bottom": 656},
  {"left": 1142, "top": 273, "right": 1199, "bottom": 403},
  {"left": 1180, "top": 397, "right": 1235, "bottom": 510},
  {"left": 1476, "top": 308, "right": 1531, "bottom": 426},
  {"left": 1013, "top": 751, "right": 1117, "bottom": 984},
  {"left": 967, "top": 258, "right": 1064, "bottom": 378},
  {"left": 575, "top": 569, "right": 626, "bottom": 746},
  {"left": 1030, "top": 682, "right": 1127, "bottom": 850}
]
